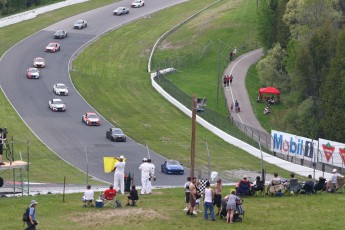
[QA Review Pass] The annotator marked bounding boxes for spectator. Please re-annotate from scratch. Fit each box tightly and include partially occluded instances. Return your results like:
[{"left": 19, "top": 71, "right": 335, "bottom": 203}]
[
  {"left": 25, "top": 200, "right": 38, "bottom": 230},
  {"left": 236, "top": 175, "right": 251, "bottom": 196},
  {"left": 326, "top": 169, "right": 344, "bottom": 191},
  {"left": 233, "top": 47, "right": 237, "bottom": 59},
  {"left": 203, "top": 181, "right": 215, "bottom": 221},
  {"left": 147, "top": 158, "right": 155, "bottom": 194},
  {"left": 229, "top": 51, "right": 233, "bottom": 61},
  {"left": 82, "top": 185, "right": 94, "bottom": 207},
  {"left": 226, "top": 189, "right": 240, "bottom": 223},
  {"left": 187, "top": 177, "right": 197, "bottom": 218},
  {"left": 184, "top": 177, "right": 191, "bottom": 211},
  {"left": 235, "top": 100, "right": 239, "bottom": 112},
  {"left": 226, "top": 75, "right": 230, "bottom": 87},
  {"left": 302, "top": 175, "right": 315, "bottom": 194},
  {"left": 126, "top": 185, "right": 139, "bottom": 206},
  {"left": 139, "top": 158, "right": 150, "bottom": 194},
  {"left": 101, "top": 184, "right": 117, "bottom": 202},
  {"left": 223, "top": 75, "right": 227, "bottom": 87},
  {"left": 267, "top": 173, "right": 282, "bottom": 195},
  {"left": 214, "top": 179, "right": 222, "bottom": 216},
  {"left": 263, "top": 105, "right": 270, "bottom": 115},
  {"left": 230, "top": 74, "right": 233, "bottom": 84},
  {"left": 283, "top": 173, "right": 295, "bottom": 189},
  {"left": 195, "top": 181, "right": 202, "bottom": 214}
]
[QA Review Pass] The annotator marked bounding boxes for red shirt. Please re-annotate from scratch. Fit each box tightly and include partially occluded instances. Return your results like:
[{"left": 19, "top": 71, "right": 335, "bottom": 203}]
[{"left": 104, "top": 188, "right": 117, "bottom": 200}]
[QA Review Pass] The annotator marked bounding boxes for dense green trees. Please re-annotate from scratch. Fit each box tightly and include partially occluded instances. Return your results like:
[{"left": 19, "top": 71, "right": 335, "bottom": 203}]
[
  {"left": 0, "top": 0, "right": 60, "bottom": 16},
  {"left": 257, "top": 0, "right": 345, "bottom": 142}
]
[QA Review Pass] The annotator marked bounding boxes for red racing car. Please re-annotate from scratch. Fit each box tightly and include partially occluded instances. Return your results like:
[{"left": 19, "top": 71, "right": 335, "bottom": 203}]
[
  {"left": 82, "top": 112, "right": 101, "bottom": 126},
  {"left": 45, "top": 42, "right": 61, "bottom": 52}
]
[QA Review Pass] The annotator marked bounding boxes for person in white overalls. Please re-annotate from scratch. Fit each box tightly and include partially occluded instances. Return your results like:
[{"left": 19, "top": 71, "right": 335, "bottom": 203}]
[
  {"left": 147, "top": 159, "right": 155, "bottom": 194},
  {"left": 139, "top": 158, "right": 151, "bottom": 194}
]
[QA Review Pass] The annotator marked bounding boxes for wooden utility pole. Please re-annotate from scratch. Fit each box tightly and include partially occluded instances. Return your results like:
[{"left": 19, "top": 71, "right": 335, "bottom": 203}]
[{"left": 190, "top": 95, "right": 197, "bottom": 178}]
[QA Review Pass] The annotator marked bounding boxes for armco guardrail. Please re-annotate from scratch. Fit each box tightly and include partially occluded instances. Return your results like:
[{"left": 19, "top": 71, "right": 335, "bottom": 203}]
[{"left": 147, "top": 0, "right": 223, "bottom": 73}]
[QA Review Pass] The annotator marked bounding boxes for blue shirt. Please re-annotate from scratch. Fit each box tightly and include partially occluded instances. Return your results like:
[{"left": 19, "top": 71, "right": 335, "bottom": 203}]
[{"left": 29, "top": 207, "right": 36, "bottom": 221}]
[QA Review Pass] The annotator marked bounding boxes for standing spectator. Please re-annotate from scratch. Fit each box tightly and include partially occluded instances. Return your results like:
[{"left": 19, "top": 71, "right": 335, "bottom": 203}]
[
  {"left": 112, "top": 155, "right": 126, "bottom": 195},
  {"left": 233, "top": 47, "right": 237, "bottom": 59},
  {"left": 226, "top": 75, "right": 230, "bottom": 87},
  {"left": 229, "top": 51, "right": 233, "bottom": 61},
  {"left": 147, "top": 158, "right": 155, "bottom": 194},
  {"left": 139, "top": 158, "right": 150, "bottom": 194},
  {"left": 25, "top": 200, "right": 38, "bottom": 230},
  {"left": 223, "top": 75, "right": 227, "bottom": 87},
  {"left": 194, "top": 181, "right": 202, "bottom": 214},
  {"left": 214, "top": 179, "right": 223, "bottom": 216},
  {"left": 203, "top": 181, "right": 215, "bottom": 221},
  {"left": 226, "top": 190, "right": 240, "bottom": 223},
  {"left": 235, "top": 100, "right": 239, "bottom": 112},
  {"left": 187, "top": 177, "right": 197, "bottom": 217},
  {"left": 230, "top": 74, "right": 233, "bottom": 84},
  {"left": 184, "top": 177, "right": 191, "bottom": 211},
  {"left": 82, "top": 185, "right": 95, "bottom": 207},
  {"left": 126, "top": 185, "right": 139, "bottom": 206},
  {"left": 0, "top": 128, "right": 6, "bottom": 165}
]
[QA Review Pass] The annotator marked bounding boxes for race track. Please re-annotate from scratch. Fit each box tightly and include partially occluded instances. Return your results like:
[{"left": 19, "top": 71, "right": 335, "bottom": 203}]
[{"left": 0, "top": 0, "right": 189, "bottom": 186}]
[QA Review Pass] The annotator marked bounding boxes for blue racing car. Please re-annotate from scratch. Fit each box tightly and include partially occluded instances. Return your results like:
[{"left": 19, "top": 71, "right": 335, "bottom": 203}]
[{"left": 161, "top": 160, "right": 184, "bottom": 175}]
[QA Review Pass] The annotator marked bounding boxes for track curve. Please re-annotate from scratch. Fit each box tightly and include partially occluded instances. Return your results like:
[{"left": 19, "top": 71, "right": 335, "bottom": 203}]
[{"left": 0, "top": 0, "right": 189, "bottom": 186}]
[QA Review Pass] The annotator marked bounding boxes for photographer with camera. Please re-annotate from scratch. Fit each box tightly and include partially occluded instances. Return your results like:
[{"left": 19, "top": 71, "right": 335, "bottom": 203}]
[{"left": 147, "top": 158, "right": 155, "bottom": 194}]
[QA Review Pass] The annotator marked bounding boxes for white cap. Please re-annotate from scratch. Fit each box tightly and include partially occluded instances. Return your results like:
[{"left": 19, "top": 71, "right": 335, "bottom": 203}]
[
  {"left": 143, "top": 158, "right": 147, "bottom": 162},
  {"left": 332, "top": 169, "right": 337, "bottom": 173},
  {"left": 119, "top": 155, "right": 124, "bottom": 159}
]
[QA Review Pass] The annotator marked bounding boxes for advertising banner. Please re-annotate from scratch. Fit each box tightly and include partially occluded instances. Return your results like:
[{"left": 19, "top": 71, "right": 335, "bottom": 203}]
[
  {"left": 318, "top": 138, "right": 345, "bottom": 167},
  {"left": 271, "top": 130, "right": 317, "bottom": 161}
]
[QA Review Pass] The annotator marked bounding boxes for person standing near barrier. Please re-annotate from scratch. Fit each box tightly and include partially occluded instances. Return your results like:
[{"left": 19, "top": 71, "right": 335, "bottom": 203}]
[
  {"left": 112, "top": 155, "right": 126, "bottom": 195},
  {"left": 139, "top": 158, "right": 151, "bottom": 194},
  {"left": 235, "top": 100, "right": 239, "bottom": 112},
  {"left": 214, "top": 179, "right": 223, "bottom": 216},
  {"left": 203, "top": 181, "right": 215, "bottom": 221},
  {"left": 147, "top": 158, "right": 155, "bottom": 194}
]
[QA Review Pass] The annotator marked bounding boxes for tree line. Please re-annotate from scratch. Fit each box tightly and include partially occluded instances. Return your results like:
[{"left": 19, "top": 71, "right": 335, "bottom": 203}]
[
  {"left": 257, "top": 0, "right": 345, "bottom": 143},
  {"left": 0, "top": 0, "right": 61, "bottom": 16}
]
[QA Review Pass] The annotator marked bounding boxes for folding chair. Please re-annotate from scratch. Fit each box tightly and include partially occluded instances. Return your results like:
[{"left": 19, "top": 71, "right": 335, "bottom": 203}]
[
  {"left": 268, "top": 179, "right": 283, "bottom": 196},
  {"left": 336, "top": 177, "right": 345, "bottom": 193},
  {"left": 252, "top": 181, "right": 265, "bottom": 197},
  {"left": 285, "top": 178, "right": 302, "bottom": 195},
  {"left": 236, "top": 181, "right": 252, "bottom": 197},
  {"left": 314, "top": 178, "right": 326, "bottom": 193},
  {"left": 103, "top": 198, "right": 116, "bottom": 208},
  {"left": 300, "top": 181, "right": 314, "bottom": 195}
]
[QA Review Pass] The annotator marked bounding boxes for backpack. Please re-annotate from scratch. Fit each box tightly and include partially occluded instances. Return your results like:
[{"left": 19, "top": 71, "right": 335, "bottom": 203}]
[
  {"left": 23, "top": 207, "right": 35, "bottom": 222},
  {"left": 23, "top": 208, "right": 30, "bottom": 222}
]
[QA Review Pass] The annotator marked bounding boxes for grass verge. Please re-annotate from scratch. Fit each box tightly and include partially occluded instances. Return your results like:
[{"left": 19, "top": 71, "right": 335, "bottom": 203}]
[{"left": 2, "top": 187, "right": 345, "bottom": 229}]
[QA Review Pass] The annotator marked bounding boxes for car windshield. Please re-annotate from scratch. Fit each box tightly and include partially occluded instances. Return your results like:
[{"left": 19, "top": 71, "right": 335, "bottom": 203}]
[
  {"left": 134, "top": 0, "right": 140, "bottom": 3},
  {"left": 52, "top": 100, "right": 62, "bottom": 104},
  {"left": 29, "top": 68, "right": 38, "bottom": 73},
  {"left": 48, "top": 43, "right": 56, "bottom": 47},
  {"left": 35, "top": 58, "right": 44, "bottom": 62},
  {"left": 112, "top": 129, "right": 123, "bottom": 134},
  {"left": 167, "top": 160, "right": 179, "bottom": 166},
  {"left": 87, "top": 114, "right": 97, "bottom": 118},
  {"left": 56, "top": 30, "right": 64, "bottom": 34},
  {"left": 76, "top": 20, "right": 83, "bottom": 24},
  {"left": 57, "top": 84, "right": 66, "bottom": 89}
]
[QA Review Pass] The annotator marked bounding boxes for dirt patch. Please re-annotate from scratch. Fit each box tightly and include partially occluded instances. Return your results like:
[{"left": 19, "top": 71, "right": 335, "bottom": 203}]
[{"left": 69, "top": 208, "right": 167, "bottom": 227}]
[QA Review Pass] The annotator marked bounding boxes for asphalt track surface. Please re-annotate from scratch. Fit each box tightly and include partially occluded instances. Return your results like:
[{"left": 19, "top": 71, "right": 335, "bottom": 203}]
[{"left": 0, "top": 0, "right": 190, "bottom": 186}]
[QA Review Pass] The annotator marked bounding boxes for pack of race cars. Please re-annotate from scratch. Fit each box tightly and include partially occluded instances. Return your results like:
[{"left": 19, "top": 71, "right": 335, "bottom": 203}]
[{"left": 24, "top": 2, "right": 143, "bottom": 137}]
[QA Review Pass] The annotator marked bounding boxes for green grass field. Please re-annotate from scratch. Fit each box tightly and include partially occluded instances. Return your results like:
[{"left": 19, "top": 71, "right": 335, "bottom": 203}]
[{"left": 2, "top": 187, "right": 345, "bottom": 230}]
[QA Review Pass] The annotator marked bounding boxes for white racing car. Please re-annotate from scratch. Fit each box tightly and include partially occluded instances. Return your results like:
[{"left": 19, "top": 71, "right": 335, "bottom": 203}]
[
  {"left": 53, "top": 83, "right": 69, "bottom": 96},
  {"left": 48, "top": 99, "right": 66, "bottom": 112}
]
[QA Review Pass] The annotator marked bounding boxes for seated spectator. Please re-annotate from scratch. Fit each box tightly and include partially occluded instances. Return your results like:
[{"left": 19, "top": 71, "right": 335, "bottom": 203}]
[
  {"left": 301, "top": 175, "right": 315, "bottom": 194},
  {"left": 268, "top": 96, "right": 276, "bottom": 105},
  {"left": 236, "top": 175, "right": 252, "bottom": 196},
  {"left": 82, "top": 185, "right": 95, "bottom": 207},
  {"left": 283, "top": 173, "right": 295, "bottom": 189},
  {"left": 326, "top": 169, "right": 344, "bottom": 192},
  {"left": 251, "top": 176, "right": 265, "bottom": 195},
  {"left": 263, "top": 105, "right": 271, "bottom": 115},
  {"left": 267, "top": 173, "right": 283, "bottom": 195},
  {"left": 126, "top": 185, "right": 139, "bottom": 206},
  {"left": 101, "top": 184, "right": 117, "bottom": 202}
]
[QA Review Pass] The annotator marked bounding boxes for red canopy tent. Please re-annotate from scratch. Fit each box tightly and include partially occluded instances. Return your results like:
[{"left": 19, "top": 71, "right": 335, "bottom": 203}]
[{"left": 258, "top": 87, "right": 280, "bottom": 102}]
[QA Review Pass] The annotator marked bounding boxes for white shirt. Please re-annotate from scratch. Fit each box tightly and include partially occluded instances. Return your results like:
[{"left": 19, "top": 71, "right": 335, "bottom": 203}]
[
  {"left": 150, "top": 163, "right": 155, "bottom": 176},
  {"left": 184, "top": 182, "right": 190, "bottom": 193},
  {"left": 330, "top": 173, "right": 343, "bottom": 183},
  {"left": 204, "top": 187, "right": 213, "bottom": 203},
  {"left": 84, "top": 189, "right": 94, "bottom": 200},
  {"left": 115, "top": 161, "right": 125, "bottom": 174},
  {"left": 139, "top": 162, "right": 151, "bottom": 179}
]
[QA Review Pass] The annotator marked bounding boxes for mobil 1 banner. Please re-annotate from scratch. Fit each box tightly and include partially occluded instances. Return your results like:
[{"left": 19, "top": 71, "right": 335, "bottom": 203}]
[
  {"left": 271, "top": 130, "right": 317, "bottom": 161},
  {"left": 318, "top": 138, "right": 345, "bottom": 168}
]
